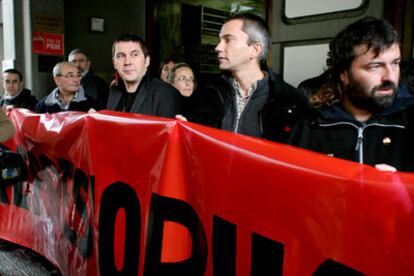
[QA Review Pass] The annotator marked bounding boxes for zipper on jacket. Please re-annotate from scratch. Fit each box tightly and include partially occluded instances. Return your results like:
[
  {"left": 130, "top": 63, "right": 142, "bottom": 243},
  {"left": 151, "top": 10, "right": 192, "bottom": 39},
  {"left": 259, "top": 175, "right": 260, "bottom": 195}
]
[
  {"left": 319, "top": 121, "right": 405, "bottom": 165},
  {"left": 354, "top": 126, "right": 364, "bottom": 164}
]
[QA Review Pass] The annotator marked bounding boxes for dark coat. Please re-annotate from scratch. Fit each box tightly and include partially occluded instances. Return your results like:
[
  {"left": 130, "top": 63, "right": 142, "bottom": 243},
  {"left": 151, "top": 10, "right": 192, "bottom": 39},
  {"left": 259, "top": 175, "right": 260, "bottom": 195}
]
[
  {"left": 288, "top": 85, "right": 414, "bottom": 172},
  {"left": 81, "top": 69, "right": 109, "bottom": 110},
  {"left": 106, "top": 75, "right": 182, "bottom": 119},
  {"left": 192, "top": 68, "right": 308, "bottom": 143},
  {"left": 0, "top": 89, "right": 37, "bottom": 111}
]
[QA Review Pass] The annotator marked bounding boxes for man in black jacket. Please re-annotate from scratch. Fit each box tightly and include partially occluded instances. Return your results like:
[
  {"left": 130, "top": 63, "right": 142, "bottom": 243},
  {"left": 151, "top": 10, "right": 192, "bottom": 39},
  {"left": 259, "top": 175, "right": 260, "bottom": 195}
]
[
  {"left": 1, "top": 69, "right": 37, "bottom": 111},
  {"left": 288, "top": 17, "right": 414, "bottom": 172},
  {"left": 193, "top": 13, "right": 307, "bottom": 143},
  {"left": 68, "top": 49, "right": 109, "bottom": 110},
  {"left": 107, "top": 33, "right": 182, "bottom": 118}
]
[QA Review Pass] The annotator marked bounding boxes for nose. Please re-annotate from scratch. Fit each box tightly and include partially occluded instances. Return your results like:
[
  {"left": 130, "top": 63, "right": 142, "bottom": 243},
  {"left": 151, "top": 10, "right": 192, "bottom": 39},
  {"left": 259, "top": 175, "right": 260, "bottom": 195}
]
[
  {"left": 124, "top": 55, "right": 132, "bottom": 65},
  {"left": 383, "top": 64, "right": 399, "bottom": 83},
  {"left": 215, "top": 40, "right": 223, "bottom": 53}
]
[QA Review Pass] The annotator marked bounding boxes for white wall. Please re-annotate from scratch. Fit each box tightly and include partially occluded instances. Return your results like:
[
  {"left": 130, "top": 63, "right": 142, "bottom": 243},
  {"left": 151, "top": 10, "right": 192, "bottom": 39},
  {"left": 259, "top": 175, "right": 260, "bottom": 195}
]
[
  {"left": 283, "top": 43, "right": 329, "bottom": 87},
  {"left": 285, "top": 0, "right": 364, "bottom": 18}
]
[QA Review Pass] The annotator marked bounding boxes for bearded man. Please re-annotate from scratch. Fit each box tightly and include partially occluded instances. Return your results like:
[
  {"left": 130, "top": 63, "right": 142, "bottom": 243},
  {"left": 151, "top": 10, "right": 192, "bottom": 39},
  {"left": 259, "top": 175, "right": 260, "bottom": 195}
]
[{"left": 288, "top": 17, "right": 414, "bottom": 172}]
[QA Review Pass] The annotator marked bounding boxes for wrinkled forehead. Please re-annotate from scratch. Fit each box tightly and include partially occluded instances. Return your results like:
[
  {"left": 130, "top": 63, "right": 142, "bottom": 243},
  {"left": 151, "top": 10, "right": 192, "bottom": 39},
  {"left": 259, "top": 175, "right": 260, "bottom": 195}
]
[{"left": 61, "top": 64, "right": 79, "bottom": 74}]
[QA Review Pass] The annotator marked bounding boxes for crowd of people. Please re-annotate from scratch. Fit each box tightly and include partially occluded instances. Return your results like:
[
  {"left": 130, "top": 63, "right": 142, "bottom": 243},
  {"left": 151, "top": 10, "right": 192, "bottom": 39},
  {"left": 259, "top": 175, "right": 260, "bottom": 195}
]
[{"left": 1, "top": 13, "right": 414, "bottom": 172}]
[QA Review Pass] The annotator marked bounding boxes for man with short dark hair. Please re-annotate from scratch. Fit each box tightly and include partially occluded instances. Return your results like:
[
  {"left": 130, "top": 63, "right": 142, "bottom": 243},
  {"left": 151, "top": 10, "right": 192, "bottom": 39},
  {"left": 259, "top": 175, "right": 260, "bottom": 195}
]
[
  {"left": 107, "top": 33, "right": 182, "bottom": 118},
  {"left": 288, "top": 17, "right": 414, "bottom": 172},
  {"left": 68, "top": 49, "right": 109, "bottom": 110},
  {"left": 1, "top": 69, "right": 37, "bottom": 111},
  {"left": 35, "top": 62, "right": 94, "bottom": 113},
  {"left": 194, "top": 13, "right": 307, "bottom": 142}
]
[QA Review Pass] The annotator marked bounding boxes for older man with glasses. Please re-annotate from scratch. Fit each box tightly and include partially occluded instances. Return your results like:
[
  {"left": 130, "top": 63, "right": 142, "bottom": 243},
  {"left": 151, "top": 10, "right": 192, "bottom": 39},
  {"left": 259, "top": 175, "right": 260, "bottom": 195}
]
[{"left": 35, "top": 61, "right": 94, "bottom": 113}]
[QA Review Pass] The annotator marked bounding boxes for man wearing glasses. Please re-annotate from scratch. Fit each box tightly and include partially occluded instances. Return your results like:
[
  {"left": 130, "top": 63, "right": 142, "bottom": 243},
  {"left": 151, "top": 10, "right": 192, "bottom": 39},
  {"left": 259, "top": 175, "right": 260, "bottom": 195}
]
[
  {"left": 35, "top": 62, "right": 94, "bottom": 113},
  {"left": 68, "top": 49, "right": 109, "bottom": 110}
]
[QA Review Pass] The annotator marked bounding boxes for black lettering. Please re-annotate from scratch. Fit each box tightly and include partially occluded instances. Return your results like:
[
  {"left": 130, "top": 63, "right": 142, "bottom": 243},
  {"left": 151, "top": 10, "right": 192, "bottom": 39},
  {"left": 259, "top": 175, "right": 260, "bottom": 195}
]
[
  {"left": 144, "top": 194, "right": 207, "bottom": 276},
  {"left": 12, "top": 145, "right": 30, "bottom": 209},
  {"left": 99, "top": 182, "right": 141, "bottom": 276},
  {"left": 250, "top": 233, "right": 284, "bottom": 276},
  {"left": 64, "top": 168, "right": 94, "bottom": 258},
  {"left": 27, "top": 151, "right": 42, "bottom": 178},
  {"left": 213, "top": 216, "right": 236, "bottom": 276},
  {"left": 313, "top": 259, "right": 365, "bottom": 275},
  {"left": 12, "top": 181, "right": 29, "bottom": 209},
  {"left": 0, "top": 184, "right": 10, "bottom": 204}
]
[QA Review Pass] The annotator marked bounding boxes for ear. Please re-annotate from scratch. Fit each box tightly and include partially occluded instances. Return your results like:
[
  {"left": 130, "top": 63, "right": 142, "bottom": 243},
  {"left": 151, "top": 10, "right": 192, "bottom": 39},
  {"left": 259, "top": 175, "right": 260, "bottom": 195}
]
[
  {"left": 145, "top": 55, "right": 150, "bottom": 68},
  {"left": 53, "top": 76, "right": 60, "bottom": 86},
  {"left": 340, "top": 70, "right": 349, "bottom": 86},
  {"left": 250, "top": 43, "right": 263, "bottom": 61},
  {"left": 112, "top": 58, "right": 116, "bottom": 70}
]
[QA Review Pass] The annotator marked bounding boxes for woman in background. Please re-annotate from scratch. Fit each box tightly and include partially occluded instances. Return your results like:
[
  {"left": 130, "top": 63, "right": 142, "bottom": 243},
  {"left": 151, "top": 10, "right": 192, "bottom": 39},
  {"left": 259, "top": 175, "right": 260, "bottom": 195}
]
[
  {"left": 168, "top": 63, "right": 196, "bottom": 97},
  {"left": 168, "top": 63, "right": 199, "bottom": 121}
]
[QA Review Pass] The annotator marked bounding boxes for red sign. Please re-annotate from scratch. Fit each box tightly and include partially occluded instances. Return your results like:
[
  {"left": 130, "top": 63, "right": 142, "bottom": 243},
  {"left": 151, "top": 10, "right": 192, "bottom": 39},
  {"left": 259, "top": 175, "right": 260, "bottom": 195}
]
[
  {"left": 2, "top": 109, "right": 414, "bottom": 275},
  {"left": 32, "top": 32, "right": 64, "bottom": 56}
]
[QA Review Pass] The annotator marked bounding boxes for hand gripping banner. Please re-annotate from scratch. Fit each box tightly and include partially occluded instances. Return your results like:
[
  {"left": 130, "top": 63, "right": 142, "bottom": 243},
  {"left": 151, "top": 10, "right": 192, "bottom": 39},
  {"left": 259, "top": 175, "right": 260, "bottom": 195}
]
[{"left": 1, "top": 108, "right": 414, "bottom": 275}]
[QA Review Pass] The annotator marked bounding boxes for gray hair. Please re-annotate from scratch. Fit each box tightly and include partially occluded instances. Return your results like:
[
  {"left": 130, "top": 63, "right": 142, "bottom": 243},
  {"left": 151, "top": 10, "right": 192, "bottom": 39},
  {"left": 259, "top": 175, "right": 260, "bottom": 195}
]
[
  {"left": 53, "top": 61, "right": 76, "bottom": 77},
  {"left": 226, "top": 13, "right": 270, "bottom": 65},
  {"left": 68, "top": 48, "right": 89, "bottom": 60}
]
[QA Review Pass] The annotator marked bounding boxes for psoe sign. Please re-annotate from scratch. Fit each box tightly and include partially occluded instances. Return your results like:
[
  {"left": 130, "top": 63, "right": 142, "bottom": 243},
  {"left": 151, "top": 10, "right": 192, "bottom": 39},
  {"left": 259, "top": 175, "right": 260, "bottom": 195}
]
[{"left": 32, "top": 32, "right": 64, "bottom": 56}]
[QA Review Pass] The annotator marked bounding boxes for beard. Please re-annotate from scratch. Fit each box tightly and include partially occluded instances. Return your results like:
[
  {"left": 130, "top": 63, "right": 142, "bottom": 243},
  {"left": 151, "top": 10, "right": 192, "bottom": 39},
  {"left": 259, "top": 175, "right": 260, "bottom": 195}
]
[{"left": 345, "top": 72, "right": 398, "bottom": 113}]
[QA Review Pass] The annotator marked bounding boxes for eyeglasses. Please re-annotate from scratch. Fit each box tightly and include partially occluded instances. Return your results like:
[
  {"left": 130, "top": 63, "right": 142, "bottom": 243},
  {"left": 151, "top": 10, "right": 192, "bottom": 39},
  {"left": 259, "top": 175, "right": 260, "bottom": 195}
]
[
  {"left": 57, "top": 73, "right": 82, "bottom": 79},
  {"left": 175, "top": 76, "right": 195, "bottom": 84}
]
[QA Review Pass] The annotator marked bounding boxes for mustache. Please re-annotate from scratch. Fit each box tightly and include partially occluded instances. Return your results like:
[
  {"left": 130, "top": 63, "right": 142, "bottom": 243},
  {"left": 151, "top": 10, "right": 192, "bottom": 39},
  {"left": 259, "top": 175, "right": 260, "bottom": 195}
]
[{"left": 374, "top": 81, "right": 397, "bottom": 91}]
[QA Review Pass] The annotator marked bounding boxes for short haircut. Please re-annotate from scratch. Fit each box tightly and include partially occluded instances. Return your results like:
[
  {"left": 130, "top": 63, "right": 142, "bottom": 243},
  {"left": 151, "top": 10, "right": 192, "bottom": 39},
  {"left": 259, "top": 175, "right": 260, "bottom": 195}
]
[
  {"left": 327, "top": 16, "right": 399, "bottom": 83},
  {"left": 68, "top": 48, "right": 89, "bottom": 60},
  {"left": 53, "top": 61, "right": 77, "bottom": 77},
  {"left": 3, "top": 69, "right": 23, "bottom": 82},
  {"left": 168, "top": 63, "right": 197, "bottom": 85},
  {"left": 225, "top": 13, "right": 270, "bottom": 65},
  {"left": 112, "top": 33, "right": 149, "bottom": 58}
]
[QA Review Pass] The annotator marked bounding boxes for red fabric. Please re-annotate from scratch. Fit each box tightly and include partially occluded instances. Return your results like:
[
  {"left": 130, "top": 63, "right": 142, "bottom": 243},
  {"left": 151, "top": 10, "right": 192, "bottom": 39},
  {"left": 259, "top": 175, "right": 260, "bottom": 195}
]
[{"left": 1, "top": 108, "right": 414, "bottom": 275}]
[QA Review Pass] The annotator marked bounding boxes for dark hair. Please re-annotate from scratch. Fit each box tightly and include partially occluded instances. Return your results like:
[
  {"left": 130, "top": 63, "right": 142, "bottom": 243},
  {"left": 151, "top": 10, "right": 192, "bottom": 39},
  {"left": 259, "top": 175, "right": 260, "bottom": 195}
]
[
  {"left": 3, "top": 69, "right": 23, "bottom": 82},
  {"left": 68, "top": 48, "right": 89, "bottom": 60},
  {"left": 112, "top": 33, "right": 149, "bottom": 58},
  {"left": 311, "top": 17, "right": 399, "bottom": 107},
  {"left": 328, "top": 16, "right": 399, "bottom": 83},
  {"left": 225, "top": 13, "right": 270, "bottom": 65}
]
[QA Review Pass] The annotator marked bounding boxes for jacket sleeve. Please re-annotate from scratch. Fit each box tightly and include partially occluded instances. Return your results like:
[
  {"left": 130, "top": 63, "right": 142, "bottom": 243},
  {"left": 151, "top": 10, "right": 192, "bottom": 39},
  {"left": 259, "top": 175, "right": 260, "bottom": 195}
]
[{"left": 157, "top": 86, "right": 183, "bottom": 118}]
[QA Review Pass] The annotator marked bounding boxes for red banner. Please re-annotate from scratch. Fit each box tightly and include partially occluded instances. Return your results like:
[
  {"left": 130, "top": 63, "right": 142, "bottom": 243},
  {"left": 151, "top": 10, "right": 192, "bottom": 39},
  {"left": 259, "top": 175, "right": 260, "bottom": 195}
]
[
  {"left": 1, "top": 108, "right": 414, "bottom": 275},
  {"left": 32, "top": 32, "right": 64, "bottom": 56}
]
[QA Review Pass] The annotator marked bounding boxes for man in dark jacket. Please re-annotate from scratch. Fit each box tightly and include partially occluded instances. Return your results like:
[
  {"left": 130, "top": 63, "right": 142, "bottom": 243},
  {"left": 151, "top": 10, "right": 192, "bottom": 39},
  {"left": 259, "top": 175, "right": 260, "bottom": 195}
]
[
  {"left": 1, "top": 69, "right": 37, "bottom": 111},
  {"left": 193, "top": 13, "right": 307, "bottom": 143},
  {"left": 35, "top": 62, "right": 94, "bottom": 114},
  {"left": 288, "top": 17, "right": 414, "bottom": 172},
  {"left": 68, "top": 49, "right": 109, "bottom": 110},
  {"left": 107, "top": 33, "right": 182, "bottom": 118}
]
